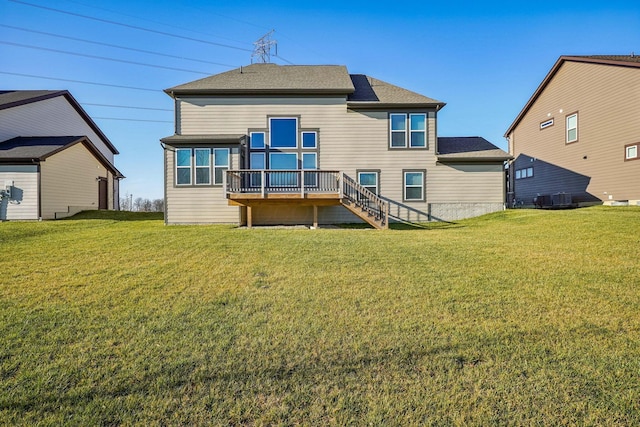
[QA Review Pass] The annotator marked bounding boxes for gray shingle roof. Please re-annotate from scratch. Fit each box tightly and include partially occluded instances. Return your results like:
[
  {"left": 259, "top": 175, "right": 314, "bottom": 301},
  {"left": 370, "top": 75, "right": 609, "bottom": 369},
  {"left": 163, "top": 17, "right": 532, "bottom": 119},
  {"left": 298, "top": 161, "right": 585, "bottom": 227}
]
[
  {"left": 161, "top": 134, "right": 246, "bottom": 144},
  {"left": 0, "top": 90, "right": 65, "bottom": 110},
  {"left": 437, "top": 137, "right": 512, "bottom": 161},
  {"left": 579, "top": 55, "right": 640, "bottom": 64},
  {"left": 0, "top": 136, "right": 84, "bottom": 159},
  {"left": 348, "top": 75, "right": 444, "bottom": 107},
  {"left": 165, "top": 64, "right": 443, "bottom": 107},
  {"left": 0, "top": 136, "right": 124, "bottom": 177},
  {"left": 166, "top": 64, "right": 355, "bottom": 95}
]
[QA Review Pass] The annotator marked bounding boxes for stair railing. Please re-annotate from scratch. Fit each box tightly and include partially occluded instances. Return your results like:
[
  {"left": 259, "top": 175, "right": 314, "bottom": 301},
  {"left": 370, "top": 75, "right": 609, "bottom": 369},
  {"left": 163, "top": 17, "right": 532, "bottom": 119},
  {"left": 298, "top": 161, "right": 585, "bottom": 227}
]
[{"left": 342, "top": 173, "right": 389, "bottom": 228}]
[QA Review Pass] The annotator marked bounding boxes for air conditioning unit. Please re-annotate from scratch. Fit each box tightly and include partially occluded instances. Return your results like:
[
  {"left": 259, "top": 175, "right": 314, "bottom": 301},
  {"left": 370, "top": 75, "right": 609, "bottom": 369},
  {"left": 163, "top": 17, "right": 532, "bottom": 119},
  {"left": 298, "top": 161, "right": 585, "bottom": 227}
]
[{"left": 552, "top": 192, "right": 572, "bottom": 206}]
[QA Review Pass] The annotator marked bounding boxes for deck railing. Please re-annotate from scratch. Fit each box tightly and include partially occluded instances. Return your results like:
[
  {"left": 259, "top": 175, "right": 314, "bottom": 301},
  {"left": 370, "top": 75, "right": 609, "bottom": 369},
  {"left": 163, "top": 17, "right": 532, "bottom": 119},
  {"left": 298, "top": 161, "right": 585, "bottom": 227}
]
[
  {"left": 226, "top": 170, "right": 341, "bottom": 197},
  {"left": 342, "top": 173, "right": 389, "bottom": 228}
]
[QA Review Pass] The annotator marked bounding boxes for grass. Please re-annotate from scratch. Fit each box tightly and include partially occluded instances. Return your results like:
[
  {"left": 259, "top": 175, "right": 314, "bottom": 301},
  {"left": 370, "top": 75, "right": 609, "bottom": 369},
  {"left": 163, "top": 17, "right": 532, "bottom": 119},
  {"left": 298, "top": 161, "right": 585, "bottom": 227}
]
[{"left": 1, "top": 206, "right": 639, "bottom": 425}]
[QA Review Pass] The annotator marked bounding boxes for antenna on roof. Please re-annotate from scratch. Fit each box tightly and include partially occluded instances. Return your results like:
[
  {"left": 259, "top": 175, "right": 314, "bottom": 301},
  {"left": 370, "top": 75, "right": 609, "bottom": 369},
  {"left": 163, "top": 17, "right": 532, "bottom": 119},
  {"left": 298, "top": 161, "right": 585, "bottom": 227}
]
[{"left": 251, "top": 30, "right": 276, "bottom": 64}]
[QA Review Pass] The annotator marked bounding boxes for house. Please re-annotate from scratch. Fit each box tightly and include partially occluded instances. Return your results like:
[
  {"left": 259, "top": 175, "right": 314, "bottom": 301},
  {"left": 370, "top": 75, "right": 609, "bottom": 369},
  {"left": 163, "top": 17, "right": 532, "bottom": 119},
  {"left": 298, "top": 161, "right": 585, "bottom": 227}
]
[
  {"left": 505, "top": 55, "right": 640, "bottom": 207},
  {"left": 0, "top": 90, "right": 123, "bottom": 220},
  {"left": 161, "top": 63, "right": 511, "bottom": 227}
]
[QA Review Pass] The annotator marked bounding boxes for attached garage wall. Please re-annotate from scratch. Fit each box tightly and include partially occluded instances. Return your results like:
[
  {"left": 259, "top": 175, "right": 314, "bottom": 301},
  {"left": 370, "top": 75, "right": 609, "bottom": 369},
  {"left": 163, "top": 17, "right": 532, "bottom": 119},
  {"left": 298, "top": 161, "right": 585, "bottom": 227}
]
[{"left": 0, "top": 165, "right": 38, "bottom": 220}]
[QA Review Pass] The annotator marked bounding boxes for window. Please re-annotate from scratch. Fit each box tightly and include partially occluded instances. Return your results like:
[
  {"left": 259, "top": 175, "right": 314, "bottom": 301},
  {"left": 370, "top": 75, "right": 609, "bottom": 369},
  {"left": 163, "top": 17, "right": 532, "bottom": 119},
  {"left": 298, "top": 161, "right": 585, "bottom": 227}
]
[
  {"left": 410, "top": 114, "right": 426, "bottom": 147},
  {"left": 515, "top": 167, "right": 533, "bottom": 180},
  {"left": 213, "top": 148, "right": 229, "bottom": 185},
  {"left": 302, "top": 131, "right": 317, "bottom": 148},
  {"left": 249, "top": 153, "right": 265, "bottom": 187},
  {"left": 626, "top": 144, "right": 638, "bottom": 160},
  {"left": 250, "top": 132, "right": 265, "bottom": 149},
  {"left": 390, "top": 114, "right": 407, "bottom": 147},
  {"left": 358, "top": 171, "right": 379, "bottom": 195},
  {"left": 270, "top": 118, "right": 297, "bottom": 148},
  {"left": 566, "top": 113, "right": 578, "bottom": 143},
  {"left": 194, "top": 149, "right": 211, "bottom": 185},
  {"left": 302, "top": 153, "right": 317, "bottom": 186},
  {"left": 176, "top": 149, "right": 192, "bottom": 185},
  {"left": 269, "top": 152, "right": 297, "bottom": 186},
  {"left": 390, "top": 113, "right": 427, "bottom": 148},
  {"left": 403, "top": 171, "right": 425, "bottom": 201}
]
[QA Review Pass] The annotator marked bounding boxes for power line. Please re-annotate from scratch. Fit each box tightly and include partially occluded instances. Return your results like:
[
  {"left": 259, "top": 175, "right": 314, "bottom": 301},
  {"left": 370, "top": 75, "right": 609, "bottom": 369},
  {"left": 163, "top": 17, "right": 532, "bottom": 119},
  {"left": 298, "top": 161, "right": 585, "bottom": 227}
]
[
  {"left": 60, "top": 0, "right": 251, "bottom": 46},
  {"left": 275, "top": 54, "right": 295, "bottom": 65},
  {"left": 0, "top": 24, "right": 236, "bottom": 68},
  {"left": 9, "top": 0, "right": 253, "bottom": 52},
  {"left": 0, "top": 40, "right": 211, "bottom": 75},
  {"left": 0, "top": 71, "right": 159, "bottom": 92},
  {"left": 83, "top": 103, "right": 172, "bottom": 112},
  {"left": 92, "top": 117, "right": 173, "bottom": 123}
]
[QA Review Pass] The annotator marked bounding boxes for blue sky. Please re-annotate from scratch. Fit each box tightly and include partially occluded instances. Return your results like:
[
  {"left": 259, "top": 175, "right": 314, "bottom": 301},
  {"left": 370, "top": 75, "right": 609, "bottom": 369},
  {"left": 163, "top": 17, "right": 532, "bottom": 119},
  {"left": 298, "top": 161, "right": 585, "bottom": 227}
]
[{"left": 1, "top": 0, "right": 639, "bottom": 200}]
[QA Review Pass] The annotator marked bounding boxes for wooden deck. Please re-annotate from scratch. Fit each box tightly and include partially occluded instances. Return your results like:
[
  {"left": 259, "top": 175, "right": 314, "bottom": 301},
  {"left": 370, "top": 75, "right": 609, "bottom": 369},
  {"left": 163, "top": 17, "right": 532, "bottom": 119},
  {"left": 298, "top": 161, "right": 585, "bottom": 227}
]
[{"left": 225, "top": 170, "right": 388, "bottom": 229}]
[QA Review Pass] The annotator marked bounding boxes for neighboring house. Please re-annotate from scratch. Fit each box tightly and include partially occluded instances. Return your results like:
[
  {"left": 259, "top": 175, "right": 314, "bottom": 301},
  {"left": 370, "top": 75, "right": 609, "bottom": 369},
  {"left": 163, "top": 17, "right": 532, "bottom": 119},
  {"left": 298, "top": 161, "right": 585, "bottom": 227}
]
[
  {"left": 505, "top": 55, "right": 640, "bottom": 207},
  {"left": 162, "top": 63, "right": 511, "bottom": 227},
  {"left": 0, "top": 90, "right": 123, "bottom": 220}
]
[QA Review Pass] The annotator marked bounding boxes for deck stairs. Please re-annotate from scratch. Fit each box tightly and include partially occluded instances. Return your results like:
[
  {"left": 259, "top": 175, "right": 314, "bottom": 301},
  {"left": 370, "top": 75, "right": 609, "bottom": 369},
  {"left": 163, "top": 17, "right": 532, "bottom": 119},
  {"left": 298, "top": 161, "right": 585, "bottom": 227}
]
[{"left": 340, "top": 173, "right": 389, "bottom": 229}]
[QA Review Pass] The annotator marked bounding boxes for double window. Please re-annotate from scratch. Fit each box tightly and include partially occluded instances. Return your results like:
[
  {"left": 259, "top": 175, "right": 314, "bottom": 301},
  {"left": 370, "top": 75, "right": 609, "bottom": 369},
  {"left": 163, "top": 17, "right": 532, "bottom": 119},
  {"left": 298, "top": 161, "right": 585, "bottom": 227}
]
[
  {"left": 390, "top": 113, "right": 427, "bottom": 148},
  {"left": 403, "top": 170, "right": 425, "bottom": 201},
  {"left": 566, "top": 112, "right": 578, "bottom": 143},
  {"left": 175, "top": 148, "right": 230, "bottom": 186}
]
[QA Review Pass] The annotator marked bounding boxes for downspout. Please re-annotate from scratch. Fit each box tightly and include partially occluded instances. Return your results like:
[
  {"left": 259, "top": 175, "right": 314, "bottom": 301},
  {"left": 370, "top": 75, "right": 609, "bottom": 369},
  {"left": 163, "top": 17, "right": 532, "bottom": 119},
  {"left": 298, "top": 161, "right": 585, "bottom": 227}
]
[{"left": 160, "top": 142, "right": 170, "bottom": 225}]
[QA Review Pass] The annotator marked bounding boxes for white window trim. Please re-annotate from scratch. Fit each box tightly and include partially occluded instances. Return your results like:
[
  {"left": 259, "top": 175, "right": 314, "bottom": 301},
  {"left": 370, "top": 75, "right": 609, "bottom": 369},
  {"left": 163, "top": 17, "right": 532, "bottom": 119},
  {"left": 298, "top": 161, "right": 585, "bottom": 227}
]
[
  {"left": 566, "top": 113, "right": 578, "bottom": 143},
  {"left": 176, "top": 148, "right": 192, "bottom": 186},
  {"left": 250, "top": 131, "right": 266, "bottom": 149},
  {"left": 409, "top": 113, "right": 427, "bottom": 148},
  {"left": 213, "top": 148, "right": 230, "bottom": 185},
  {"left": 403, "top": 171, "right": 425, "bottom": 201},
  {"left": 626, "top": 144, "right": 638, "bottom": 160},
  {"left": 301, "top": 131, "right": 318, "bottom": 149},
  {"left": 358, "top": 171, "right": 379, "bottom": 195},
  {"left": 390, "top": 113, "right": 407, "bottom": 148},
  {"left": 269, "top": 117, "right": 298, "bottom": 149},
  {"left": 194, "top": 148, "right": 211, "bottom": 186}
]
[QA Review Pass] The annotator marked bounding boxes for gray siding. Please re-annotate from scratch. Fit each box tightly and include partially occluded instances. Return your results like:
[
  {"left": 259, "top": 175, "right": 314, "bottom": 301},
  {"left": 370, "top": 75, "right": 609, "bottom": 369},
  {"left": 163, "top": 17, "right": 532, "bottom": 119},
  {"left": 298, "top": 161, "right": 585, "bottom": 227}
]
[
  {"left": 0, "top": 165, "right": 38, "bottom": 220},
  {"left": 166, "top": 96, "right": 506, "bottom": 224},
  {"left": 508, "top": 61, "right": 640, "bottom": 203},
  {"left": 165, "top": 146, "right": 241, "bottom": 224},
  {"left": 0, "top": 96, "right": 115, "bottom": 163}
]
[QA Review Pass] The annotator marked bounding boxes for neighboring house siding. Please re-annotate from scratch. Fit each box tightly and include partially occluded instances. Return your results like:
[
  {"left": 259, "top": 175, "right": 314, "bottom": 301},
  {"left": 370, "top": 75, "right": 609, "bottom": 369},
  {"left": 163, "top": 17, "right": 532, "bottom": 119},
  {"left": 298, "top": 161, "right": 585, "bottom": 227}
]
[
  {"left": 165, "top": 146, "right": 241, "bottom": 224},
  {"left": 509, "top": 61, "right": 640, "bottom": 203},
  {"left": 176, "top": 96, "right": 441, "bottom": 224},
  {"left": 0, "top": 96, "right": 115, "bottom": 163},
  {"left": 40, "top": 143, "right": 109, "bottom": 219},
  {"left": 0, "top": 165, "right": 38, "bottom": 220}
]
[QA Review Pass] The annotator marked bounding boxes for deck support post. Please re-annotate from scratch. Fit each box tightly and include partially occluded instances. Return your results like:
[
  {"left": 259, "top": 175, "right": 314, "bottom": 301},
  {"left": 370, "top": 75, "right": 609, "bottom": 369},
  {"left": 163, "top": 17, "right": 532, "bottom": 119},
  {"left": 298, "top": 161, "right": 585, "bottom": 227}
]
[
  {"left": 313, "top": 205, "right": 318, "bottom": 229},
  {"left": 247, "top": 206, "right": 252, "bottom": 228}
]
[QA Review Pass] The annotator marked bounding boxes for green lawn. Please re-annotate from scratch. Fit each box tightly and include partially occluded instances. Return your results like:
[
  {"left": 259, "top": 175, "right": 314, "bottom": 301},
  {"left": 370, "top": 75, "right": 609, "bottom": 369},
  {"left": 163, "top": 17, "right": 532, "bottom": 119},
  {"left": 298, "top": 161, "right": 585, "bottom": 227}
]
[{"left": 1, "top": 207, "right": 639, "bottom": 425}]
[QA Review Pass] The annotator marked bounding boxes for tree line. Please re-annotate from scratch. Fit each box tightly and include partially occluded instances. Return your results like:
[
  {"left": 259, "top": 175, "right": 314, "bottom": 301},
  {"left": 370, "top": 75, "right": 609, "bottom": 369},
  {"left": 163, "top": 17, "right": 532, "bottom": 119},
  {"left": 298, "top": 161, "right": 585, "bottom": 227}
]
[{"left": 120, "top": 194, "right": 164, "bottom": 212}]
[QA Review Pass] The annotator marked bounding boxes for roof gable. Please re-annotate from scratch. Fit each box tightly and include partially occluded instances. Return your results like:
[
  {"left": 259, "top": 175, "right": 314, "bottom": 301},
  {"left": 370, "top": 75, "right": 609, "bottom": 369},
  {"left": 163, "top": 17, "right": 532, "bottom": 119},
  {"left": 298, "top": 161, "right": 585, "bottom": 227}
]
[
  {"left": 0, "top": 136, "right": 123, "bottom": 177},
  {"left": 504, "top": 55, "right": 640, "bottom": 137},
  {"left": 0, "top": 90, "right": 119, "bottom": 155}
]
